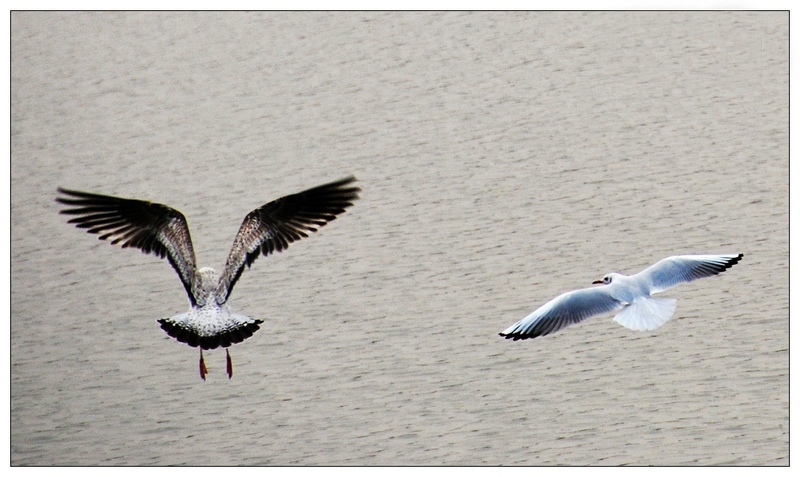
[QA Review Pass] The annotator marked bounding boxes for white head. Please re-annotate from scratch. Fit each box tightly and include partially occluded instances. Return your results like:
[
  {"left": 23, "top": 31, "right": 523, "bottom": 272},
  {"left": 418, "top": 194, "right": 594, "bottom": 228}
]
[
  {"left": 593, "top": 272, "right": 623, "bottom": 285},
  {"left": 196, "top": 267, "right": 220, "bottom": 294}
]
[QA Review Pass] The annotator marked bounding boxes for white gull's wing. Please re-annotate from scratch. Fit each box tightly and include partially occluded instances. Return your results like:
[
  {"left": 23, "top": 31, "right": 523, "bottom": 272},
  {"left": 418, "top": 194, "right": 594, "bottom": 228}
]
[
  {"left": 215, "top": 176, "right": 360, "bottom": 304},
  {"left": 500, "top": 286, "right": 625, "bottom": 340},
  {"left": 56, "top": 188, "right": 201, "bottom": 306},
  {"left": 634, "top": 254, "right": 743, "bottom": 295}
]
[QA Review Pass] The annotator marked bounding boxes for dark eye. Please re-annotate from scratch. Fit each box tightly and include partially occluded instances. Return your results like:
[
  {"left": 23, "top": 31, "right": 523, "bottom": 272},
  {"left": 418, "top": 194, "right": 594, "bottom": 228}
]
[{"left": 605, "top": 276, "right": 612, "bottom": 284}]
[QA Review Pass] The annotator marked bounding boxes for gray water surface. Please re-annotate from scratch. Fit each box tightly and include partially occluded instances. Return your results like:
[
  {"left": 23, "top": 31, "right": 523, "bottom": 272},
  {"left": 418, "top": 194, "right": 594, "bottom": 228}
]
[{"left": 11, "top": 11, "right": 787, "bottom": 465}]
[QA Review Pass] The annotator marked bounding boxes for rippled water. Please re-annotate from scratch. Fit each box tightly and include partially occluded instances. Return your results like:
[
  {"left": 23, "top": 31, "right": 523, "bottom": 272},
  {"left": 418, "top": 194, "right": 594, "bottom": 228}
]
[{"left": 11, "top": 11, "right": 787, "bottom": 465}]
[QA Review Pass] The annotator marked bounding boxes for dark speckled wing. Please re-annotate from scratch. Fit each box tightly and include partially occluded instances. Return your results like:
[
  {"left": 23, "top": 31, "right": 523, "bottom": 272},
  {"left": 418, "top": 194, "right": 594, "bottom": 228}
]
[
  {"left": 215, "top": 176, "right": 360, "bottom": 304},
  {"left": 56, "top": 188, "right": 201, "bottom": 306}
]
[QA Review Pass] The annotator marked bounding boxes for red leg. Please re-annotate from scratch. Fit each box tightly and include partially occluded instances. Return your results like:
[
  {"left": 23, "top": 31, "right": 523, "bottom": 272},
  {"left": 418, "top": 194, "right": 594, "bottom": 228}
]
[
  {"left": 199, "top": 349, "right": 208, "bottom": 381},
  {"left": 226, "top": 348, "right": 233, "bottom": 379}
]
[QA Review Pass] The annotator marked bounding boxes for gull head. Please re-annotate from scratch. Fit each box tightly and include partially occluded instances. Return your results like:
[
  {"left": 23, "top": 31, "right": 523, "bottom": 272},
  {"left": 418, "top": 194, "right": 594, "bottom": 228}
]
[
  {"left": 593, "top": 272, "right": 623, "bottom": 285},
  {"left": 196, "top": 267, "right": 220, "bottom": 295}
]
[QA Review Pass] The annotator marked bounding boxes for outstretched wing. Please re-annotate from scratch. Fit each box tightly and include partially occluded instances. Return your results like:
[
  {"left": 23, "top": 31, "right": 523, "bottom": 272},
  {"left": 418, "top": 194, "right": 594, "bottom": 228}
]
[
  {"left": 499, "top": 286, "right": 625, "bottom": 340},
  {"left": 56, "top": 188, "right": 202, "bottom": 306},
  {"left": 634, "top": 254, "right": 743, "bottom": 295},
  {"left": 216, "top": 176, "right": 360, "bottom": 304}
]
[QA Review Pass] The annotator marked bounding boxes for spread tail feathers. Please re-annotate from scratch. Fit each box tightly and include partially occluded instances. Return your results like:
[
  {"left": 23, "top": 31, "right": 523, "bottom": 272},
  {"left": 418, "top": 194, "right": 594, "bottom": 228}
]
[{"left": 613, "top": 297, "right": 677, "bottom": 331}]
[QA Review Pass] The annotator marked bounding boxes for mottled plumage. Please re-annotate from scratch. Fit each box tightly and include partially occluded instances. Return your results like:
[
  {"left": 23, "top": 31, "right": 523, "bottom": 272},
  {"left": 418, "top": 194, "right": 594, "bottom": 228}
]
[{"left": 57, "top": 176, "right": 360, "bottom": 379}]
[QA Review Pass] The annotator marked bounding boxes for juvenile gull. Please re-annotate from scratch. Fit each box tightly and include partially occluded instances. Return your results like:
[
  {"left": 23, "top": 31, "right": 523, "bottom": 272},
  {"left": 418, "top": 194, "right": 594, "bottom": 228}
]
[
  {"left": 500, "top": 254, "right": 743, "bottom": 341},
  {"left": 57, "top": 176, "right": 360, "bottom": 379}
]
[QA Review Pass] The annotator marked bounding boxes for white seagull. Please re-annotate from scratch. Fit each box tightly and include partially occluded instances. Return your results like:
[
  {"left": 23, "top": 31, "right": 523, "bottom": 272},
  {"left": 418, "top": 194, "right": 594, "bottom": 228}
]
[
  {"left": 499, "top": 254, "right": 743, "bottom": 340},
  {"left": 57, "top": 176, "right": 360, "bottom": 380}
]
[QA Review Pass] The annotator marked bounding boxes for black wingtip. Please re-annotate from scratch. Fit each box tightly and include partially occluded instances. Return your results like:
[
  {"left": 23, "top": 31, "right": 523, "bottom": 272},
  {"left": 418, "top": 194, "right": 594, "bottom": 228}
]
[
  {"left": 329, "top": 175, "right": 361, "bottom": 194},
  {"left": 726, "top": 253, "right": 744, "bottom": 269},
  {"left": 55, "top": 187, "right": 93, "bottom": 200},
  {"left": 55, "top": 187, "right": 78, "bottom": 206},
  {"left": 498, "top": 332, "right": 530, "bottom": 341}
]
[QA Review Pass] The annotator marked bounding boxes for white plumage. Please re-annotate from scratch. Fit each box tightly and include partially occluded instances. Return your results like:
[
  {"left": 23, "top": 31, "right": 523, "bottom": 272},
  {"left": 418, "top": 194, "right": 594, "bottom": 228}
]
[{"left": 500, "top": 254, "right": 743, "bottom": 341}]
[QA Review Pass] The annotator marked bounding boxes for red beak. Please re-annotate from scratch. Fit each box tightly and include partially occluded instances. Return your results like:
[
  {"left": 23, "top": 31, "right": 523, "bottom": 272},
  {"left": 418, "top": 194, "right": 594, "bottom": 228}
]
[{"left": 592, "top": 280, "right": 604, "bottom": 285}]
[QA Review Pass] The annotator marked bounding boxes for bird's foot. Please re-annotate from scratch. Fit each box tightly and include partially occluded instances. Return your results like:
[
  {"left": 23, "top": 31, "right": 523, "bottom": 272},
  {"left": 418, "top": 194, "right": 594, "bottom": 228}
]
[
  {"left": 226, "top": 349, "right": 233, "bottom": 379},
  {"left": 199, "top": 350, "right": 208, "bottom": 381}
]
